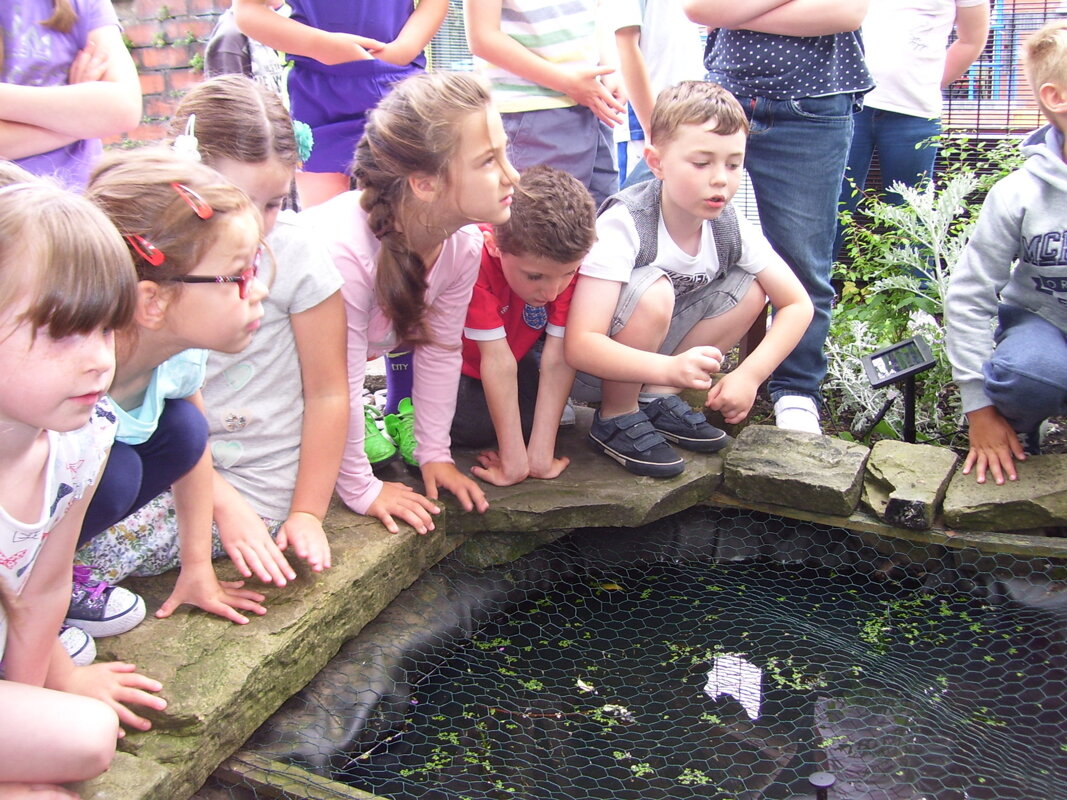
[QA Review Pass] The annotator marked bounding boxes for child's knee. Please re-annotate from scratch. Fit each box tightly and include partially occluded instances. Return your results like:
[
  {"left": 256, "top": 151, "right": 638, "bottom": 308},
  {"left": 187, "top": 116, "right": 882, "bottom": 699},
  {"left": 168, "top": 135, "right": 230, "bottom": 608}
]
[
  {"left": 984, "top": 357, "right": 1067, "bottom": 429},
  {"left": 618, "top": 276, "right": 674, "bottom": 343},
  {"left": 159, "top": 398, "right": 210, "bottom": 467},
  {"left": 737, "top": 280, "right": 769, "bottom": 324},
  {"left": 66, "top": 697, "right": 119, "bottom": 779}
]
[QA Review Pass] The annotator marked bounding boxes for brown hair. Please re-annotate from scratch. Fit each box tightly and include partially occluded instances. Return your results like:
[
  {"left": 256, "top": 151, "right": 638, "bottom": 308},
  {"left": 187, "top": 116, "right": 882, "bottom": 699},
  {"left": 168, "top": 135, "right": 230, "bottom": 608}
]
[
  {"left": 0, "top": 1, "right": 76, "bottom": 71},
  {"left": 1024, "top": 20, "right": 1067, "bottom": 102},
  {"left": 650, "top": 81, "right": 749, "bottom": 148},
  {"left": 354, "top": 71, "right": 494, "bottom": 345},
  {"left": 0, "top": 178, "right": 137, "bottom": 340},
  {"left": 86, "top": 148, "right": 258, "bottom": 285},
  {"left": 167, "top": 75, "right": 299, "bottom": 169},
  {"left": 494, "top": 165, "right": 596, "bottom": 264}
]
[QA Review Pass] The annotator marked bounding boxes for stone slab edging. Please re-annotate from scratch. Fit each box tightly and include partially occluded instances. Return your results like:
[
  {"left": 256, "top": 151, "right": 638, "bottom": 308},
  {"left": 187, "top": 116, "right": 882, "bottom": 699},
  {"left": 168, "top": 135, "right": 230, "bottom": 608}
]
[{"left": 74, "top": 410, "right": 1067, "bottom": 799}]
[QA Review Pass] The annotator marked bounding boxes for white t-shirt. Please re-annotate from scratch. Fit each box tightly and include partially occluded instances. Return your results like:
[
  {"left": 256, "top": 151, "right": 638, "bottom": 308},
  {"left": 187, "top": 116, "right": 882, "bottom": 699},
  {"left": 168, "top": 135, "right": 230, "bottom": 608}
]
[
  {"left": 203, "top": 211, "right": 343, "bottom": 520},
  {"left": 614, "top": 0, "right": 706, "bottom": 103},
  {"left": 863, "top": 0, "right": 987, "bottom": 119},
  {"left": 0, "top": 400, "right": 116, "bottom": 661},
  {"left": 581, "top": 202, "right": 779, "bottom": 285}
]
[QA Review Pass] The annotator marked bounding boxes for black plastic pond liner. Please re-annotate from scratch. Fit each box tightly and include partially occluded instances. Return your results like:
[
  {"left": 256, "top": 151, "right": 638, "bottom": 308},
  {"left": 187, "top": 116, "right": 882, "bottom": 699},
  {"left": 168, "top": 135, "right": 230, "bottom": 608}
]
[{"left": 249, "top": 507, "right": 1067, "bottom": 800}]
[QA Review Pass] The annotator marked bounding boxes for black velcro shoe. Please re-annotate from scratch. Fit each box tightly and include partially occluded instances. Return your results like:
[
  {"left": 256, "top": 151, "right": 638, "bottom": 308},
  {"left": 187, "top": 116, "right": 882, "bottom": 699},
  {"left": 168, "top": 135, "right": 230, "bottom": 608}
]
[
  {"left": 642, "top": 394, "right": 730, "bottom": 453},
  {"left": 588, "top": 409, "right": 685, "bottom": 477}
]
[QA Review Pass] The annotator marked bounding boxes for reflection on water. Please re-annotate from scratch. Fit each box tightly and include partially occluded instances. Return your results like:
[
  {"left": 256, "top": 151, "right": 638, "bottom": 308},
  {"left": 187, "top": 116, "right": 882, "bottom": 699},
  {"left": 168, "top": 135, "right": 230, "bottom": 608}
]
[
  {"left": 705, "top": 654, "right": 763, "bottom": 721},
  {"left": 340, "top": 560, "right": 1067, "bottom": 800}
]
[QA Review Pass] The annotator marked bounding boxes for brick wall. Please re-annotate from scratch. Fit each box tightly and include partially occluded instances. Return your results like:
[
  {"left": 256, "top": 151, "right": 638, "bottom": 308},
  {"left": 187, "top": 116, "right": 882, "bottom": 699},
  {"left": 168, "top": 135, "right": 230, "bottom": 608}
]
[{"left": 111, "top": 0, "right": 223, "bottom": 146}]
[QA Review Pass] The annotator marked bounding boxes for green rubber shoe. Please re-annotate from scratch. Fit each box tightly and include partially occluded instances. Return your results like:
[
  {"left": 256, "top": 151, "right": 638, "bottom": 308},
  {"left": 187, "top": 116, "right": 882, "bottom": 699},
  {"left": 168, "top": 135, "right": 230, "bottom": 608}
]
[
  {"left": 364, "top": 405, "right": 397, "bottom": 467},
  {"left": 384, "top": 397, "right": 417, "bottom": 466}
]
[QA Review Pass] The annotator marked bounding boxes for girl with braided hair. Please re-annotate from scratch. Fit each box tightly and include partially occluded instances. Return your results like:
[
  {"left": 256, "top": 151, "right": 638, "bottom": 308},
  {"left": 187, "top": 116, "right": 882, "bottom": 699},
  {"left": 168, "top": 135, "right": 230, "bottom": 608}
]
[{"left": 301, "top": 70, "right": 518, "bottom": 535}]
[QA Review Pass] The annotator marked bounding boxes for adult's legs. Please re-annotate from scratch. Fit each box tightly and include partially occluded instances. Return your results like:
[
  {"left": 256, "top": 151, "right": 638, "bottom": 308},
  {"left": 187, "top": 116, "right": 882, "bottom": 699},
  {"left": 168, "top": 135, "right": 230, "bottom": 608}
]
[
  {"left": 869, "top": 109, "right": 940, "bottom": 205},
  {"left": 739, "top": 93, "right": 855, "bottom": 405},
  {"left": 502, "top": 107, "right": 619, "bottom": 207},
  {"left": 835, "top": 106, "right": 876, "bottom": 258},
  {"left": 836, "top": 108, "right": 940, "bottom": 258},
  {"left": 984, "top": 304, "right": 1067, "bottom": 433}
]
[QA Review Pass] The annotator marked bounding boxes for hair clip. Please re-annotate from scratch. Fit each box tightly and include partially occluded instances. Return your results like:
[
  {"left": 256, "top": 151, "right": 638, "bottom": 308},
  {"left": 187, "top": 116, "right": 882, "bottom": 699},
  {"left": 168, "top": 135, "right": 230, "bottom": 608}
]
[
  {"left": 124, "top": 233, "right": 166, "bottom": 266},
  {"left": 292, "top": 120, "right": 314, "bottom": 164},
  {"left": 171, "top": 182, "right": 214, "bottom": 220},
  {"left": 173, "top": 114, "right": 202, "bottom": 163}
]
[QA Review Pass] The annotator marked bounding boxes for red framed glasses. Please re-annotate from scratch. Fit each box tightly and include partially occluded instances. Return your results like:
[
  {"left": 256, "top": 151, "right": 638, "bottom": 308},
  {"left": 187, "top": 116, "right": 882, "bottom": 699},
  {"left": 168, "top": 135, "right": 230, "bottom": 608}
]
[{"left": 166, "top": 248, "right": 262, "bottom": 299}]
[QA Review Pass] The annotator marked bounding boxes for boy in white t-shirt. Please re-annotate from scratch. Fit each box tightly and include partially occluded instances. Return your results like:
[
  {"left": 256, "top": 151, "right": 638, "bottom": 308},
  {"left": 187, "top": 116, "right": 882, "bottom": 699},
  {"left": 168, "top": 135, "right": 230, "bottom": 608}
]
[{"left": 565, "top": 81, "right": 813, "bottom": 477}]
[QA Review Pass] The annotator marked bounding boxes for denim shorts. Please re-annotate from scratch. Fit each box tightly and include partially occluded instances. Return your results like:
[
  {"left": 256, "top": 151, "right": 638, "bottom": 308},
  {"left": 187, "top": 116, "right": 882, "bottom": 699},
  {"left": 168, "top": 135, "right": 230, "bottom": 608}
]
[{"left": 572, "top": 265, "right": 757, "bottom": 402}]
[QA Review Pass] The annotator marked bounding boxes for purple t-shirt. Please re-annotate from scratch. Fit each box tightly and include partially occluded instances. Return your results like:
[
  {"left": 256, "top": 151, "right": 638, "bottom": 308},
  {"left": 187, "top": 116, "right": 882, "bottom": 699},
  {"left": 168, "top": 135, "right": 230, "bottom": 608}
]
[{"left": 1, "top": 0, "right": 120, "bottom": 190}]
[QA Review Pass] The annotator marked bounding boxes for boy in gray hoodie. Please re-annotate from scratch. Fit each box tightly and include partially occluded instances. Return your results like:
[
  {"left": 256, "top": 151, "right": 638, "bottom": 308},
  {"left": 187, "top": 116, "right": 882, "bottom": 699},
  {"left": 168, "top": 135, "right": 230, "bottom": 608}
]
[{"left": 946, "top": 19, "right": 1067, "bottom": 485}]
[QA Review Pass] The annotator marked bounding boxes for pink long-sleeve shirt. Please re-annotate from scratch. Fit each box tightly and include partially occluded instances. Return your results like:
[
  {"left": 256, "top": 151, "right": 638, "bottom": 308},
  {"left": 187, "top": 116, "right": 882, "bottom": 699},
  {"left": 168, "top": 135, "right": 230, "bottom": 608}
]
[{"left": 300, "top": 191, "right": 483, "bottom": 514}]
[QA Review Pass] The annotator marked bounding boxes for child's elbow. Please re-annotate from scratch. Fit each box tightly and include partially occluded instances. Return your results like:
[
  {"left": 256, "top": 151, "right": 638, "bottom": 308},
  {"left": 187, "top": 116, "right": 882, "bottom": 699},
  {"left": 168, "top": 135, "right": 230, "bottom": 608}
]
[{"left": 116, "top": 99, "right": 143, "bottom": 133}]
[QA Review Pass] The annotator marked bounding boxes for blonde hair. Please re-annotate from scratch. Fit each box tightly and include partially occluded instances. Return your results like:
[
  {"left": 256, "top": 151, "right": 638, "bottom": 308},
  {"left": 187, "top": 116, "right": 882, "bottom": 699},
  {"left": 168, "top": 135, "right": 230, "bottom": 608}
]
[
  {"left": 1, "top": 1, "right": 76, "bottom": 71},
  {"left": 650, "top": 81, "right": 749, "bottom": 148},
  {"left": 1024, "top": 20, "right": 1067, "bottom": 101},
  {"left": 0, "top": 178, "right": 137, "bottom": 339},
  {"left": 87, "top": 148, "right": 258, "bottom": 285},
  {"left": 168, "top": 75, "right": 299, "bottom": 169},
  {"left": 354, "top": 71, "right": 494, "bottom": 345},
  {"left": 494, "top": 165, "right": 596, "bottom": 264}
]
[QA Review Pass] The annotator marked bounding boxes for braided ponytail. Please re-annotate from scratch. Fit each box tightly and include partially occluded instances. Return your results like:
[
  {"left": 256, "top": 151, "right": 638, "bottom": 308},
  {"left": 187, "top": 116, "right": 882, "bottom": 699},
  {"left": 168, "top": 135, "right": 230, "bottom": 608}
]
[{"left": 353, "top": 71, "right": 493, "bottom": 345}]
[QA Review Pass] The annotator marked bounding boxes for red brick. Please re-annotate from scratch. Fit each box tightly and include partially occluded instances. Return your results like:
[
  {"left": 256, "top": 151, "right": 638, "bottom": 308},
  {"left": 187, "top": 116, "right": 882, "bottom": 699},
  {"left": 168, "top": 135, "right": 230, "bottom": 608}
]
[
  {"left": 145, "top": 94, "right": 181, "bottom": 119},
  {"left": 136, "top": 44, "right": 194, "bottom": 70},
  {"left": 139, "top": 72, "right": 167, "bottom": 95},
  {"left": 164, "top": 17, "right": 215, "bottom": 42},
  {"left": 127, "top": 122, "right": 169, "bottom": 142},
  {"left": 133, "top": 0, "right": 168, "bottom": 18},
  {"left": 123, "top": 22, "right": 161, "bottom": 48},
  {"left": 185, "top": 0, "right": 223, "bottom": 15},
  {"left": 167, "top": 69, "right": 205, "bottom": 93}
]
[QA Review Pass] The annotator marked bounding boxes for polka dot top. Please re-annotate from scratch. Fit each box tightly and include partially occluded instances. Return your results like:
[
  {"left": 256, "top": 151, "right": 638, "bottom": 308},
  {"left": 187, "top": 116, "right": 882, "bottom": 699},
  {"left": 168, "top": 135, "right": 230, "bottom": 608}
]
[{"left": 703, "top": 30, "right": 873, "bottom": 101}]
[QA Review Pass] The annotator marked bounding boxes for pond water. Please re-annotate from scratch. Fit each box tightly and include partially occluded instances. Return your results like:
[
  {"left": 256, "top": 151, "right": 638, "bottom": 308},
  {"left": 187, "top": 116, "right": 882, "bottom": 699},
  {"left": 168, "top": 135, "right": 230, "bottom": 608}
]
[{"left": 339, "top": 557, "right": 1067, "bottom": 800}]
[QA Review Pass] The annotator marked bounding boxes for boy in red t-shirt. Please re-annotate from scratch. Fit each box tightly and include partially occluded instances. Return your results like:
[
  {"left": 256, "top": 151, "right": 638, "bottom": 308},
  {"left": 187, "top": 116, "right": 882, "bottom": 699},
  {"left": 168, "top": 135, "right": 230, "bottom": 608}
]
[{"left": 451, "top": 165, "right": 596, "bottom": 487}]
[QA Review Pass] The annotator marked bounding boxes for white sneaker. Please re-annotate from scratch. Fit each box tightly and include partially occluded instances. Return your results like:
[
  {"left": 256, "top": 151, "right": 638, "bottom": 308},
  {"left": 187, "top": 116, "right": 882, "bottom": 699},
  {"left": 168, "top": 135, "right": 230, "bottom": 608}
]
[
  {"left": 559, "top": 399, "right": 576, "bottom": 427},
  {"left": 59, "top": 624, "right": 97, "bottom": 667},
  {"left": 774, "top": 395, "right": 822, "bottom": 434}
]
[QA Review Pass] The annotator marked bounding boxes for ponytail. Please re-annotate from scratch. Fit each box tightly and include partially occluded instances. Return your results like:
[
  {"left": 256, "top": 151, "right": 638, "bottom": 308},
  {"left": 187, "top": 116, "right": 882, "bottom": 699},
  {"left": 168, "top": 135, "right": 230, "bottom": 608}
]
[{"left": 353, "top": 71, "right": 493, "bottom": 344}]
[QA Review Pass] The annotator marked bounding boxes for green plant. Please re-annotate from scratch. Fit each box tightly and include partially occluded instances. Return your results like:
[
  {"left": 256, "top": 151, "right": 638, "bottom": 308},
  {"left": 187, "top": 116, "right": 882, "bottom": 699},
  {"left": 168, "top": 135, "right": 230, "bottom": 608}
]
[
  {"left": 188, "top": 52, "right": 205, "bottom": 72},
  {"left": 828, "top": 135, "right": 1026, "bottom": 445}
]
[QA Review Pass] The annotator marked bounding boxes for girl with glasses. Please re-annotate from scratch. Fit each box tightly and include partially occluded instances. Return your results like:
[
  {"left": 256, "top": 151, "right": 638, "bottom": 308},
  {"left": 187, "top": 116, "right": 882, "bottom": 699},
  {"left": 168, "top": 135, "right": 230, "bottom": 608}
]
[
  {"left": 77, "top": 75, "right": 347, "bottom": 598},
  {"left": 76, "top": 148, "right": 272, "bottom": 626}
]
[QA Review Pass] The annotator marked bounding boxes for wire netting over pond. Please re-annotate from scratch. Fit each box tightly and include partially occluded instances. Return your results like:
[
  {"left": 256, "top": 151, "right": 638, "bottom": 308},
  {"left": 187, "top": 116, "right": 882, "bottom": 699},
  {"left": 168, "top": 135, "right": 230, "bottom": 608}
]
[{"left": 223, "top": 508, "right": 1067, "bottom": 800}]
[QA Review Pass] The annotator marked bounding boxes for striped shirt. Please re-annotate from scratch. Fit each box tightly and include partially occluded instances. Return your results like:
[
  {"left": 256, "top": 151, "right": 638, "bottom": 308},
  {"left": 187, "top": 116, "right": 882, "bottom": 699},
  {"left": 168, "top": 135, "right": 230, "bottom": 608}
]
[{"left": 477, "top": 0, "right": 599, "bottom": 113}]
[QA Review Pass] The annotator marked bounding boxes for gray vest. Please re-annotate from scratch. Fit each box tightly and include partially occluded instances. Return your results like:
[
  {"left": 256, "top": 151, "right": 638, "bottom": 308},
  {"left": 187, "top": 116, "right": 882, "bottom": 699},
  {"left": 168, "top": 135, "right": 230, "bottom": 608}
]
[{"left": 599, "top": 178, "right": 742, "bottom": 279}]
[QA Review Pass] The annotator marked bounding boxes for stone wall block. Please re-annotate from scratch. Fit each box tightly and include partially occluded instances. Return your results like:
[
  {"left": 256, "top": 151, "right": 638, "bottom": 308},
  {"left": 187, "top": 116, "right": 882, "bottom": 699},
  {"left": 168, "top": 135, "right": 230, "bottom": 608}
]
[
  {"left": 944, "top": 454, "right": 1067, "bottom": 530},
  {"left": 862, "top": 439, "right": 958, "bottom": 529},
  {"left": 723, "top": 426, "right": 870, "bottom": 516}
]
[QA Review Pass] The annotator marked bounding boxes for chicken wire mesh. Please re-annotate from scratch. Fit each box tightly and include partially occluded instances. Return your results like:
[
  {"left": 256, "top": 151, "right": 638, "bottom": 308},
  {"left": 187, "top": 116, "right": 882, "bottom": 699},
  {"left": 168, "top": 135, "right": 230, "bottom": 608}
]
[{"left": 201, "top": 506, "right": 1067, "bottom": 800}]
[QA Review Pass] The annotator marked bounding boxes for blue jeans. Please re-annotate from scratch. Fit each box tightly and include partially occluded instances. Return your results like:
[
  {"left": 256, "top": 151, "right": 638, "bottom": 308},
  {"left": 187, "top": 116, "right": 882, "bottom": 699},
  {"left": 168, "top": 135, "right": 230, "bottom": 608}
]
[
  {"left": 79, "top": 398, "right": 209, "bottom": 545},
  {"left": 984, "top": 304, "right": 1067, "bottom": 433},
  {"left": 836, "top": 107, "right": 940, "bottom": 257},
  {"left": 736, "top": 93, "right": 855, "bottom": 402}
]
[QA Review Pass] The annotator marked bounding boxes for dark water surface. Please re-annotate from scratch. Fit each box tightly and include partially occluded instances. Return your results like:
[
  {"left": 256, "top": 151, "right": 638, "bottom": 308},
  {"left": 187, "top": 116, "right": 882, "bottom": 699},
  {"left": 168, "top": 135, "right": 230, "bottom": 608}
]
[{"left": 341, "top": 559, "right": 1067, "bottom": 800}]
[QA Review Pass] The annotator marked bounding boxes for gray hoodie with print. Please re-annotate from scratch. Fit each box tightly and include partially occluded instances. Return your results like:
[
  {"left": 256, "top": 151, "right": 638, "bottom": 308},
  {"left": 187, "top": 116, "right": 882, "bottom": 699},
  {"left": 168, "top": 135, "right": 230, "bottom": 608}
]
[{"left": 945, "top": 124, "right": 1067, "bottom": 414}]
